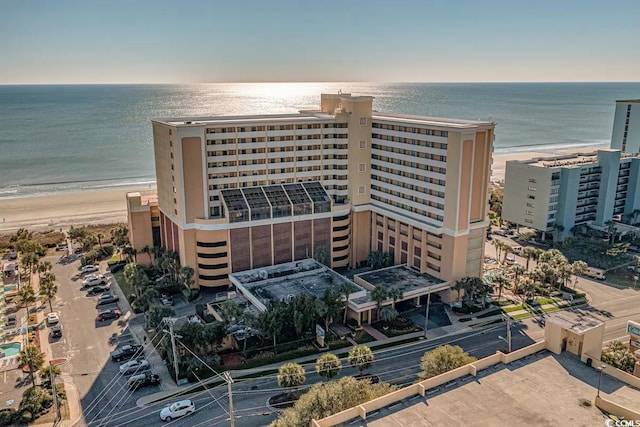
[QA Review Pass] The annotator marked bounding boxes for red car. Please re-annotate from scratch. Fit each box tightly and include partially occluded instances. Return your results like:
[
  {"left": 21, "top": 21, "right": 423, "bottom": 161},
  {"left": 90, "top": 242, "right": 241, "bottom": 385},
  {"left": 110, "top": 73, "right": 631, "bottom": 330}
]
[{"left": 96, "top": 309, "right": 122, "bottom": 322}]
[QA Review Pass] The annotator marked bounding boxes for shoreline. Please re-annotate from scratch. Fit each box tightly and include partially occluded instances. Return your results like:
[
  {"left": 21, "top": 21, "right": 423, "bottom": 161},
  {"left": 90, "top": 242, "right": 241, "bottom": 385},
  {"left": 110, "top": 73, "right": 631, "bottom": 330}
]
[
  {"left": 0, "top": 144, "right": 609, "bottom": 234},
  {"left": 0, "top": 186, "right": 155, "bottom": 234}
]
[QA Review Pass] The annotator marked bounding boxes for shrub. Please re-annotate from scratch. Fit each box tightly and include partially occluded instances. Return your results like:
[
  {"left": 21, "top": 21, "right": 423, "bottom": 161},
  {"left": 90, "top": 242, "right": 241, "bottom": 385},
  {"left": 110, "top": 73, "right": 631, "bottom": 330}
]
[
  {"left": 0, "top": 408, "right": 17, "bottom": 425},
  {"left": 419, "top": 345, "right": 476, "bottom": 379},
  {"left": 20, "top": 410, "right": 32, "bottom": 423},
  {"left": 195, "top": 303, "right": 206, "bottom": 317},
  {"left": 108, "top": 261, "right": 127, "bottom": 273},
  {"left": 100, "top": 244, "right": 114, "bottom": 257},
  {"left": 19, "top": 386, "right": 52, "bottom": 417},
  {"left": 203, "top": 313, "right": 215, "bottom": 324},
  {"left": 182, "top": 288, "right": 200, "bottom": 301}
]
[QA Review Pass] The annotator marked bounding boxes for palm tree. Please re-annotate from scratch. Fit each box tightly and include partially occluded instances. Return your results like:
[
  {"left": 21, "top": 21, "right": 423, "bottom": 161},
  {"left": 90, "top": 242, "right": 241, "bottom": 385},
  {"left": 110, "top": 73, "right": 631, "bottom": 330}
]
[
  {"left": 15, "top": 284, "right": 36, "bottom": 319},
  {"left": 388, "top": 288, "right": 403, "bottom": 310},
  {"left": 493, "top": 272, "right": 509, "bottom": 303},
  {"left": 348, "top": 345, "right": 374, "bottom": 376},
  {"left": 339, "top": 282, "right": 355, "bottom": 325},
  {"left": 315, "top": 353, "right": 341, "bottom": 381},
  {"left": 39, "top": 272, "right": 58, "bottom": 312},
  {"left": 452, "top": 279, "right": 465, "bottom": 301},
  {"left": 571, "top": 261, "right": 588, "bottom": 289},
  {"left": 491, "top": 240, "right": 503, "bottom": 263},
  {"left": 380, "top": 306, "right": 398, "bottom": 323},
  {"left": 36, "top": 260, "right": 52, "bottom": 282},
  {"left": 17, "top": 345, "right": 45, "bottom": 388},
  {"left": 371, "top": 287, "right": 388, "bottom": 322},
  {"left": 501, "top": 245, "right": 514, "bottom": 264},
  {"left": 521, "top": 247, "right": 539, "bottom": 270},
  {"left": 552, "top": 223, "right": 565, "bottom": 242},
  {"left": 220, "top": 300, "right": 242, "bottom": 325},
  {"left": 21, "top": 252, "right": 39, "bottom": 287},
  {"left": 97, "top": 233, "right": 104, "bottom": 249},
  {"left": 605, "top": 220, "right": 617, "bottom": 247},
  {"left": 510, "top": 264, "right": 527, "bottom": 284},
  {"left": 141, "top": 245, "right": 151, "bottom": 265},
  {"left": 277, "top": 363, "right": 306, "bottom": 398}
]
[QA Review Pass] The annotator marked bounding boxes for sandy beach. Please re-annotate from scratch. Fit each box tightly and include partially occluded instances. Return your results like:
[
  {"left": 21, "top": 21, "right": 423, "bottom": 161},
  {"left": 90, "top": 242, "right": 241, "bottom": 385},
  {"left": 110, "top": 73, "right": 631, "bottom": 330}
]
[
  {"left": 0, "top": 187, "right": 155, "bottom": 233},
  {"left": 0, "top": 145, "right": 607, "bottom": 235}
]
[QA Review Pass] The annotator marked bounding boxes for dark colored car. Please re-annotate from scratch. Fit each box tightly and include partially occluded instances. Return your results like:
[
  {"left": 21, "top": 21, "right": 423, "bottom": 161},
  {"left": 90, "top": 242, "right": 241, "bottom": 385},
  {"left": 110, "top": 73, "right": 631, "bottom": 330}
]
[
  {"left": 50, "top": 325, "right": 62, "bottom": 338},
  {"left": 128, "top": 372, "right": 161, "bottom": 391},
  {"left": 110, "top": 344, "right": 143, "bottom": 362},
  {"left": 161, "top": 294, "right": 173, "bottom": 306},
  {"left": 87, "top": 285, "right": 110, "bottom": 296},
  {"left": 96, "top": 309, "right": 122, "bottom": 322},
  {"left": 96, "top": 294, "right": 120, "bottom": 307}
]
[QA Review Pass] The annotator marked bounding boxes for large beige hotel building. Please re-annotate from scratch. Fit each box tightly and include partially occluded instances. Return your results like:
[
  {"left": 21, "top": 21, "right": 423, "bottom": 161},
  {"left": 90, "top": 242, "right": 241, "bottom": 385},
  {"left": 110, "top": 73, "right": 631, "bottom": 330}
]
[{"left": 127, "top": 93, "right": 495, "bottom": 292}]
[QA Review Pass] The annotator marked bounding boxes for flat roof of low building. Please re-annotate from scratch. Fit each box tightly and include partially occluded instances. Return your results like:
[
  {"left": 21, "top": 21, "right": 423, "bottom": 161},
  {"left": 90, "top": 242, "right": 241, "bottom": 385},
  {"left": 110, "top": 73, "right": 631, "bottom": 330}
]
[
  {"left": 230, "top": 259, "right": 365, "bottom": 309},
  {"left": 356, "top": 265, "right": 446, "bottom": 294},
  {"left": 361, "top": 352, "right": 640, "bottom": 427},
  {"left": 546, "top": 311, "right": 604, "bottom": 335}
]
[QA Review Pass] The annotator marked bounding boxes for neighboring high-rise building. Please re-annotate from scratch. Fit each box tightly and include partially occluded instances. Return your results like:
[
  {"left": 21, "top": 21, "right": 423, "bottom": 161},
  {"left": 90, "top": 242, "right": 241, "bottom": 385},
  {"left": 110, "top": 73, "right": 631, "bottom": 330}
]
[
  {"left": 127, "top": 93, "right": 495, "bottom": 291},
  {"left": 502, "top": 149, "right": 640, "bottom": 240},
  {"left": 611, "top": 99, "right": 640, "bottom": 153}
]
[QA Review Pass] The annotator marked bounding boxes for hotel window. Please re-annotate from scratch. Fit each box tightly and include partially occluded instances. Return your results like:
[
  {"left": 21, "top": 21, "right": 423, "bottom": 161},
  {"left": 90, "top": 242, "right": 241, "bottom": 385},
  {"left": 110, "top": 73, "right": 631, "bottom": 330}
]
[
  {"left": 359, "top": 140, "right": 366, "bottom": 149},
  {"left": 527, "top": 195, "right": 535, "bottom": 200},
  {"left": 528, "top": 178, "right": 537, "bottom": 183},
  {"left": 524, "top": 218, "right": 533, "bottom": 224},
  {"left": 358, "top": 163, "right": 366, "bottom": 172},
  {"left": 525, "top": 210, "right": 534, "bottom": 216},
  {"left": 359, "top": 117, "right": 367, "bottom": 126},
  {"left": 358, "top": 186, "right": 366, "bottom": 195},
  {"left": 526, "top": 202, "right": 534, "bottom": 208},
  {"left": 528, "top": 186, "right": 536, "bottom": 191}
]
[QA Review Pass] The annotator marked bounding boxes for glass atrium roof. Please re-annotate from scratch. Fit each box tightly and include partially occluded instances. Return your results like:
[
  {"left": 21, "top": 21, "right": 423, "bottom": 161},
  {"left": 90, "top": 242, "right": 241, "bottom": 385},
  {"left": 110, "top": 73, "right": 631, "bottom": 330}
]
[{"left": 221, "top": 181, "right": 332, "bottom": 223}]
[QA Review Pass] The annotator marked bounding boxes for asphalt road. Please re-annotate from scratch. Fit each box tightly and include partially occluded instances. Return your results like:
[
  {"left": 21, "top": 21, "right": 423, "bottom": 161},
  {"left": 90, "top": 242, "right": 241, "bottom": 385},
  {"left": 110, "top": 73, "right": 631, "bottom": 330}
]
[
  {"left": 48, "top": 255, "right": 161, "bottom": 427},
  {"left": 85, "top": 322, "right": 537, "bottom": 427}
]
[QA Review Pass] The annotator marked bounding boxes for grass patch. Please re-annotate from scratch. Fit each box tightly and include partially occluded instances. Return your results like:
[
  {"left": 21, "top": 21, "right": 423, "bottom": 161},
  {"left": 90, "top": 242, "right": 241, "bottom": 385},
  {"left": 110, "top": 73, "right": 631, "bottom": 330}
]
[
  {"left": 0, "top": 229, "right": 66, "bottom": 251},
  {"left": 510, "top": 301, "right": 588, "bottom": 320},
  {"left": 535, "top": 297, "right": 557, "bottom": 305},
  {"left": 353, "top": 331, "right": 376, "bottom": 344},
  {"left": 502, "top": 305, "right": 524, "bottom": 313},
  {"left": 492, "top": 300, "right": 515, "bottom": 307},
  {"left": 112, "top": 270, "right": 135, "bottom": 302}
]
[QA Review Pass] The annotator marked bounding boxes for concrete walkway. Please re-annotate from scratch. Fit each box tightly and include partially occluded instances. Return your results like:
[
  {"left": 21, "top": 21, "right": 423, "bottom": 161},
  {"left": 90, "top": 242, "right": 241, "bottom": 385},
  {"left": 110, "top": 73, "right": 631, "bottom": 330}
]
[{"left": 362, "top": 324, "right": 388, "bottom": 341}]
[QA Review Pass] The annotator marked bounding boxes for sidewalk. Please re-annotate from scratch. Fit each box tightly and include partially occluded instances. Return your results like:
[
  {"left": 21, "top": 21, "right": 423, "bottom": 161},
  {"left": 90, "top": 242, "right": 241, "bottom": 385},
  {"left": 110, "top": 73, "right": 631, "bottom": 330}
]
[
  {"left": 103, "top": 265, "right": 177, "bottom": 393},
  {"left": 136, "top": 320, "right": 476, "bottom": 407}
]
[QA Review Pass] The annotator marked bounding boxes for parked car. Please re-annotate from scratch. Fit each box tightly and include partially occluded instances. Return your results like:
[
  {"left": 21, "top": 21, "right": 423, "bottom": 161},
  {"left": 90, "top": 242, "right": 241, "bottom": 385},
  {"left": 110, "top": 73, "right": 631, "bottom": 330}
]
[
  {"left": 505, "top": 255, "right": 517, "bottom": 265},
  {"left": 50, "top": 325, "right": 62, "bottom": 339},
  {"left": 110, "top": 344, "right": 143, "bottom": 362},
  {"left": 160, "top": 399, "right": 195, "bottom": 421},
  {"left": 87, "top": 285, "right": 110, "bottom": 296},
  {"left": 80, "top": 264, "right": 99, "bottom": 274},
  {"left": 128, "top": 371, "right": 161, "bottom": 390},
  {"left": 47, "top": 312, "right": 60, "bottom": 325},
  {"left": 96, "top": 294, "right": 120, "bottom": 307},
  {"left": 82, "top": 275, "right": 106, "bottom": 288},
  {"left": 8, "top": 252, "right": 18, "bottom": 260},
  {"left": 160, "top": 294, "right": 173, "bottom": 306},
  {"left": 119, "top": 358, "right": 150, "bottom": 375},
  {"left": 96, "top": 309, "right": 122, "bottom": 322}
]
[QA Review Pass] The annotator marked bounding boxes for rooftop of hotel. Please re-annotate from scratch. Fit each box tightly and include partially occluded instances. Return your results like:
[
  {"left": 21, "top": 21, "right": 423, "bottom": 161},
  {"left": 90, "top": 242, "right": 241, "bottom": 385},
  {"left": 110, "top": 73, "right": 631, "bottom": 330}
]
[
  {"left": 355, "top": 265, "right": 447, "bottom": 294},
  {"left": 545, "top": 311, "right": 603, "bottom": 335},
  {"left": 617, "top": 99, "right": 640, "bottom": 103},
  {"left": 511, "top": 149, "right": 640, "bottom": 168},
  {"left": 230, "top": 259, "right": 364, "bottom": 305}
]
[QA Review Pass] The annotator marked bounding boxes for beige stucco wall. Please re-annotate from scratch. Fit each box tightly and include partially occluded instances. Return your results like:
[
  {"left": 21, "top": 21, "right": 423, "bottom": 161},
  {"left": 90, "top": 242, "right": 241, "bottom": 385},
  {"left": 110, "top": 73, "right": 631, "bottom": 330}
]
[
  {"left": 341, "top": 96, "right": 373, "bottom": 207},
  {"left": 126, "top": 193, "right": 154, "bottom": 265},
  {"left": 152, "top": 123, "right": 177, "bottom": 223},
  {"left": 181, "top": 136, "right": 205, "bottom": 224}
]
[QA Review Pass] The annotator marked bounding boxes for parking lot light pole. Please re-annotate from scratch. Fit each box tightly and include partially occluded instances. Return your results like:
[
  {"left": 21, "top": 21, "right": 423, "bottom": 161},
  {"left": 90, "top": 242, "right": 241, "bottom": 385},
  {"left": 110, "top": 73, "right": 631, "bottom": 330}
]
[
  {"left": 162, "top": 318, "right": 180, "bottom": 384},
  {"left": 597, "top": 365, "right": 606, "bottom": 397},
  {"left": 501, "top": 313, "right": 512, "bottom": 353}
]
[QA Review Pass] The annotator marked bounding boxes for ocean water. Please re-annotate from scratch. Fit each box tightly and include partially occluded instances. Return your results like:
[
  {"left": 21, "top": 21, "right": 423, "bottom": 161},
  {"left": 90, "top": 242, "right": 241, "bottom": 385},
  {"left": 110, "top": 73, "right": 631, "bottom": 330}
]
[{"left": 0, "top": 82, "right": 638, "bottom": 199}]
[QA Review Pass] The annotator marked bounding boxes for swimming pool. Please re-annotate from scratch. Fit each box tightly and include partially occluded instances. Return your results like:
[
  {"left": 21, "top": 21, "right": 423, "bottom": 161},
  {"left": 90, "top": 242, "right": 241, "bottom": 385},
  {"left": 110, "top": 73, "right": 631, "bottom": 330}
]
[
  {"left": 4, "top": 285, "right": 16, "bottom": 293},
  {"left": 0, "top": 342, "right": 21, "bottom": 357}
]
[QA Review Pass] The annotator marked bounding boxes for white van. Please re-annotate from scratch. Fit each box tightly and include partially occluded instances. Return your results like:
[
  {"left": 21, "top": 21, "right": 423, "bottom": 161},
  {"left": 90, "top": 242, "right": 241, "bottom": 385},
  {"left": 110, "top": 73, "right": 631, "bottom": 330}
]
[{"left": 585, "top": 267, "right": 606, "bottom": 280}]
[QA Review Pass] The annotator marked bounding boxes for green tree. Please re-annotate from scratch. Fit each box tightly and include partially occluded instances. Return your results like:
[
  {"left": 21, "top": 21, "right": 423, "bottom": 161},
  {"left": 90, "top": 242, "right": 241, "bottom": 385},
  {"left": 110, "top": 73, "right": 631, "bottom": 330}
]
[
  {"left": 419, "top": 344, "right": 476, "bottom": 379},
  {"left": 110, "top": 224, "right": 129, "bottom": 248},
  {"left": 315, "top": 353, "right": 341, "bottom": 381},
  {"left": 521, "top": 247, "right": 539, "bottom": 270},
  {"left": 271, "top": 376, "right": 397, "bottom": 427},
  {"left": 379, "top": 306, "right": 398, "bottom": 323},
  {"left": 148, "top": 305, "right": 176, "bottom": 328},
  {"left": 40, "top": 364, "right": 61, "bottom": 380},
  {"left": 123, "top": 263, "right": 149, "bottom": 298},
  {"left": 313, "top": 245, "right": 330, "bottom": 266},
  {"left": 605, "top": 220, "right": 617, "bottom": 247},
  {"left": 371, "top": 287, "right": 388, "bottom": 321},
  {"left": 277, "top": 363, "right": 306, "bottom": 396},
  {"left": 36, "top": 260, "right": 52, "bottom": 282},
  {"left": 571, "top": 260, "right": 588, "bottom": 289},
  {"left": 366, "top": 251, "right": 393, "bottom": 269},
  {"left": 388, "top": 288, "right": 403, "bottom": 310},
  {"left": 339, "top": 282, "right": 356, "bottom": 325},
  {"left": 493, "top": 271, "right": 509, "bottom": 303},
  {"left": 39, "top": 272, "right": 58, "bottom": 313},
  {"left": 510, "top": 264, "right": 527, "bottom": 286},
  {"left": 15, "top": 284, "right": 36, "bottom": 321},
  {"left": 348, "top": 345, "right": 374, "bottom": 376},
  {"left": 132, "top": 288, "right": 160, "bottom": 313},
  {"left": 451, "top": 279, "right": 465, "bottom": 301},
  {"left": 17, "top": 345, "right": 45, "bottom": 388},
  {"left": 319, "top": 287, "right": 342, "bottom": 331},
  {"left": 21, "top": 252, "right": 39, "bottom": 287},
  {"left": 220, "top": 300, "right": 243, "bottom": 325},
  {"left": 177, "top": 266, "right": 195, "bottom": 289}
]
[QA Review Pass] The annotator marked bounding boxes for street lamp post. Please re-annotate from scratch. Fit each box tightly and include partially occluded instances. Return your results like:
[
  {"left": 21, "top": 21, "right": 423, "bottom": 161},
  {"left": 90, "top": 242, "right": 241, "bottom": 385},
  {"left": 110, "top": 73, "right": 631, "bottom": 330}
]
[
  {"left": 596, "top": 365, "right": 606, "bottom": 397},
  {"left": 634, "top": 275, "right": 638, "bottom": 289}
]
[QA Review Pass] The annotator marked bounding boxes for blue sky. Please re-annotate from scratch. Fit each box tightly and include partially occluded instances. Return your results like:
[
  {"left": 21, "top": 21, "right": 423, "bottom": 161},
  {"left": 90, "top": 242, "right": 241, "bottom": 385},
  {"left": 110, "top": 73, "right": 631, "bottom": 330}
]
[{"left": 1, "top": 0, "right": 639, "bottom": 84}]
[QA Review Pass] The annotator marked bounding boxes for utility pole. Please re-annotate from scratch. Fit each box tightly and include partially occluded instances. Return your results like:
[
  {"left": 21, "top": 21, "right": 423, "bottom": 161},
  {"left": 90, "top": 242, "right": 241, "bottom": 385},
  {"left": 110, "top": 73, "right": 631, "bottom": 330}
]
[
  {"left": 423, "top": 292, "right": 432, "bottom": 338},
  {"left": 50, "top": 361, "right": 60, "bottom": 425},
  {"left": 165, "top": 318, "right": 180, "bottom": 384},
  {"left": 224, "top": 371, "right": 235, "bottom": 427}
]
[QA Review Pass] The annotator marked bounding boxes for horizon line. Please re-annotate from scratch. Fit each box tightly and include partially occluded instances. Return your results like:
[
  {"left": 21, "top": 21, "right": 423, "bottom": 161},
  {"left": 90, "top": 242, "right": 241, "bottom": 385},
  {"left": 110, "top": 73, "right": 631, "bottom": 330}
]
[{"left": 1, "top": 80, "right": 640, "bottom": 86}]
